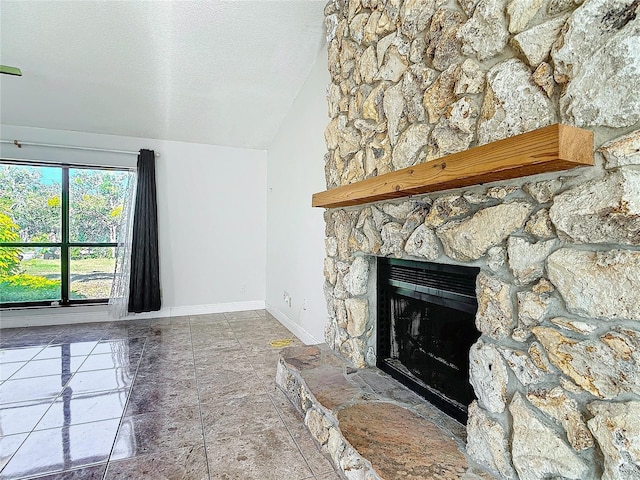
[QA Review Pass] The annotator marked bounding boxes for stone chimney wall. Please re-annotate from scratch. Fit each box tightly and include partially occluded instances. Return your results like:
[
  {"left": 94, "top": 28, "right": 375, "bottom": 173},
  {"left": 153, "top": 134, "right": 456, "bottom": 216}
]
[{"left": 320, "top": 0, "right": 640, "bottom": 478}]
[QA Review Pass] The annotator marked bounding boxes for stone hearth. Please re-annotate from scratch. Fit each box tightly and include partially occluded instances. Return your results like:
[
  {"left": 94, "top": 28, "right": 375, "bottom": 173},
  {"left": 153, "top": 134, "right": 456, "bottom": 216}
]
[
  {"left": 276, "top": 345, "right": 496, "bottom": 479},
  {"left": 318, "top": 0, "right": 640, "bottom": 478}
]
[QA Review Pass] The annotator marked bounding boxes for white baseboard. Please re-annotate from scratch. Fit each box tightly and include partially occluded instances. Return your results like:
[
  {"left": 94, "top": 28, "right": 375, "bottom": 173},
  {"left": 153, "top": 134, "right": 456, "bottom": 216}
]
[
  {"left": 169, "top": 301, "right": 265, "bottom": 317},
  {"left": 0, "top": 300, "right": 266, "bottom": 329},
  {"left": 266, "top": 303, "right": 322, "bottom": 346}
]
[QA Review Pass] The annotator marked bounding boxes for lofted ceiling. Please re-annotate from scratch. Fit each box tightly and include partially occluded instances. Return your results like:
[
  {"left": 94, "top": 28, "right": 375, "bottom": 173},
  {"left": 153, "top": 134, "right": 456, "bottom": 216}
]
[{"left": 0, "top": 0, "right": 327, "bottom": 150}]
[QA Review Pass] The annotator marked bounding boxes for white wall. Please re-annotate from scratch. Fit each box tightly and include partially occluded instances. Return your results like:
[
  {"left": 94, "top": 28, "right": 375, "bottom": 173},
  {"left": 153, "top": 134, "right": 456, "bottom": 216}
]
[
  {"left": 1, "top": 125, "right": 267, "bottom": 326},
  {"left": 266, "top": 48, "right": 329, "bottom": 344}
]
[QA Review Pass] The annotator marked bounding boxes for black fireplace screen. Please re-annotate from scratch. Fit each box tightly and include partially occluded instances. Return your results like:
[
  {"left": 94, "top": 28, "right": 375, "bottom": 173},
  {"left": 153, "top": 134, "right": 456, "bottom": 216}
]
[{"left": 377, "top": 258, "right": 480, "bottom": 423}]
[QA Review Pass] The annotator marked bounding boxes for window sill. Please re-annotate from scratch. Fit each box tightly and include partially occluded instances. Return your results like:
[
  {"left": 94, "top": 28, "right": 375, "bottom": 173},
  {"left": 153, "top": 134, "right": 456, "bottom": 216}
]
[{"left": 0, "top": 303, "right": 111, "bottom": 329}]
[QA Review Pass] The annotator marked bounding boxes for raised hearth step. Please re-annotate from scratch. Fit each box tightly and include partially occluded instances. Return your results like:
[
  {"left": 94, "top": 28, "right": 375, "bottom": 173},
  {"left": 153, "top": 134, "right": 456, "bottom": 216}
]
[{"left": 276, "top": 344, "right": 497, "bottom": 480}]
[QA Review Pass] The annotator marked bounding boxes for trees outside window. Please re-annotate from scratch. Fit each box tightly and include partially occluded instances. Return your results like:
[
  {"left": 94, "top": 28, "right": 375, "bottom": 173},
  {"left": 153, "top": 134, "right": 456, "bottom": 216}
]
[{"left": 0, "top": 163, "right": 131, "bottom": 306}]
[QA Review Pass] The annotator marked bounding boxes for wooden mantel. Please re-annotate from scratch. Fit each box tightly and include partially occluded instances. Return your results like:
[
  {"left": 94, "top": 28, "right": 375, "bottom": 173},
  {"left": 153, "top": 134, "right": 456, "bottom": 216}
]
[{"left": 312, "top": 124, "right": 593, "bottom": 209}]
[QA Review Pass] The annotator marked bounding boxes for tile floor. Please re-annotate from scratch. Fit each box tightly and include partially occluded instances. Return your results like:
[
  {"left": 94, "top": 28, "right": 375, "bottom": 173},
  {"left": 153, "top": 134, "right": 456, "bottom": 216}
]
[{"left": 0, "top": 310, "right": 340, "bottom": 480}]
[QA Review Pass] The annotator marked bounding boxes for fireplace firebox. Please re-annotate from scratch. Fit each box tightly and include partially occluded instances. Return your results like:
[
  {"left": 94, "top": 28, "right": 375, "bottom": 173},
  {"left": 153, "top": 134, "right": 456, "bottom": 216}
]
[{"left": 377, "top": 258, "right": 480, "bottom": 423}]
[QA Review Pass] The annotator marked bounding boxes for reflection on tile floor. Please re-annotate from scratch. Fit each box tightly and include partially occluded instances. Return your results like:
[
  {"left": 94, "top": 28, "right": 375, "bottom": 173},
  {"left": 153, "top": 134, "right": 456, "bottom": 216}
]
[{"left": 0, "top": 311, "right": 340, "bottom": 480}]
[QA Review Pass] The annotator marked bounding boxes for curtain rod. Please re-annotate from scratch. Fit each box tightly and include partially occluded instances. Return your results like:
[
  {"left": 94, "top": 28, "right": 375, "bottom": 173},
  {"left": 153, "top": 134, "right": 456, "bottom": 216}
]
[
  {"left": 0, "top": 139, "right": 160, "bottom": 157},
  {"left": 0, "top": 157, "right": 136, "bottom": 171}
]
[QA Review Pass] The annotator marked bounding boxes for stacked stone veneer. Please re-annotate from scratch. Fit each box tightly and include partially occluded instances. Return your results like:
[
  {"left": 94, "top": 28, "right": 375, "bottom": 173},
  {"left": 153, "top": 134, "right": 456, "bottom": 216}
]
[{"left": 320, "top": 0, "right": 640, "bottom": 478}]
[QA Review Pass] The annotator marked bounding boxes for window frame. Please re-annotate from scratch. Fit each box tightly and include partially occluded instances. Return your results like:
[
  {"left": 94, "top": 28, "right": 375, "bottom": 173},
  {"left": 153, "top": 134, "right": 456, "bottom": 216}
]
[{"left": 0, "top": 159, "right": 131, "bottom": 308}]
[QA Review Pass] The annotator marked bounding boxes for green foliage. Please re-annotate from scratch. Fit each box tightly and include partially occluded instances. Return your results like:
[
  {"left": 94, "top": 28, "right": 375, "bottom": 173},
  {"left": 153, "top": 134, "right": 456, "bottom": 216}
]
[
  {"left": 47, "top": 196, "right": 61, "bottom": 208},
  {"left": 2, "top": 274, "right": 58, "bottom": 289},
  {"left": 0, "top": 274, "right": 60, "bottom": 302},
  {"left": 70, "top": 247, "right": 101, "bottom": 259},
  {"left": 70, "top": 169, "right": 129, "bottom": 243},
  {"left": 0, "top": 165, "right": 61, "bottom": 242},
  {"left": 30, "top": 233, "right": 50, "bottom": 242},
  {"left": 20, "top": 258, "right": 60, "bottom": 274},
  {"left": 0, "top": 213, "right": 22, "bottom": 276},
  {"left": 0, "top": 213, "right": 20, "bottom": 243}
]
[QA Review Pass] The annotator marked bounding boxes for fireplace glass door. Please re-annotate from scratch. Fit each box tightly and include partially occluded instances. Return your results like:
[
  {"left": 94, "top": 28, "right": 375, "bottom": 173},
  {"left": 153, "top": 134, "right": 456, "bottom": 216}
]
[{"left": 377, "top": 258, "right": 480, "bottom": 423}]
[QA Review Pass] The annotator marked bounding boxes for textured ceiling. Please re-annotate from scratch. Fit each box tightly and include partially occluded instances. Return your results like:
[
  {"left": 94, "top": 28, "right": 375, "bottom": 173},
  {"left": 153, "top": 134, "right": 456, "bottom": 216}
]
[{"left": 0, "top": 0, "right": 327, "bottom": 149}]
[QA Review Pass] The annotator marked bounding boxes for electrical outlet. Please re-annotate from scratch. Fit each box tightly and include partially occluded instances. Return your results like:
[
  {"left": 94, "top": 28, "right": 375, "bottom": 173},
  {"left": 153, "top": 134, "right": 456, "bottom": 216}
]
[
  {"left": 283, "top": 291, "right": 291, "bottom": 307},
  {"left": 303, "top": 298, "right": 307, "bottom": 310},
  {"left": 240, "top": 284, "right": 246, "bottom": 294}
]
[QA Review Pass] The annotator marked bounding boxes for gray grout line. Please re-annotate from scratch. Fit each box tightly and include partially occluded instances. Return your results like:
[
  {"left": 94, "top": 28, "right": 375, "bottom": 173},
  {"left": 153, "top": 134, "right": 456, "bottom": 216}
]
[
  {"left": 3, "top": 462, "right": 107, "bottom": 480},
  {"left": 0, "top": 327, "right": 27, "bottom": 342},
  {"left": 189, "top": 315, "right": 215, "bottom": 480},
  {"left": 0, "top": 430, "right": 30, "bottom": 477},
  {"left": 267, "top": 390, "right": 319, "bottom": 479},
  {"left": 100, "top": 333, "right": 148, "bottom": 480}
]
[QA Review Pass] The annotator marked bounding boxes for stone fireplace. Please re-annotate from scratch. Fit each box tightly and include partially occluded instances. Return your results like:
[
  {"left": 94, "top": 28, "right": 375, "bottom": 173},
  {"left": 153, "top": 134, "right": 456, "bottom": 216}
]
[{"left": 317, "top": 0, "right": 640, "bottom": 478}]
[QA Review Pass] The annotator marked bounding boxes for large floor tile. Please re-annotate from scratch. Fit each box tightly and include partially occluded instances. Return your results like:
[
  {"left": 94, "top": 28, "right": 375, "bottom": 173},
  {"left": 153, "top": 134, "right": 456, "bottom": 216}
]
[
  {"left": 15, "top": 325, "right": 68, "bottom": 337},
  {"left": 133, "top": 365, "right": 196, "bottom": 385},
  {"left": 146, "top": 328, "right": 192, "bottom": 340},
  {"left": 189, "top": 313, "right": 227, "bottom": 324},
  {"left": 0, "top": 362, "right": 25, "bottom": 382},
  {"left": 0, "top": 375, "right": 65, "bottom": 404},
  {"left": 110, "top": 407, "right": 204, "bottom": 460},
  {"left": 201, "top": 393, "right": 284, "bottom": 442},
  {"left": 31, "top": 342, "right": 98, "bottom": 360},
  {"left": 195, "top": 358, "right": 255, "bottom": 380},
  {"left": 149, "top": 320, "right": 191, "bottom": 331},
  {"left": 0, "top": 328, "right": 24, "bottom": 340},
  {"left": 0, "top": 335, "right": 53, "bottom": 349},
  {"left": 136, "top": 347, "right": 194, "bottom": 366},
  {"left": 94, "top": 336, "right": 146, "bottom": 355},
  {"left": 135, "top": 362, "right": 195, "bottom": 381},
  {"left": 34, "top": 390, "right": 128, "bottom": 430},
  {"left": 206, "top": 424, "right": 314, "bottom": 480},
  {"left": 144, "top": 341, "right": 192, "bottom": 356},
  {"left": 10, "top": 356, "right": 85, "bottom": 380},
  {"left": 315, "top": 471, "right": 342, "bottom": 480},
  {"left": 0, "top": 399, "right": 52, "bottom": 435},
  {"left": 77, "top": 352, "right": 139, "bottom": 374},
  {"left": 64, "top": 368, "right": 133, "bottom": 395},
  {"left": 246, "top": 351, "right": 282, "bottom": 373},
  {"left": 98, "top": 326, "right": 130, "bottom": 340},
  {"left": 26, "top": 464, "right": 107, "bottom": 480},
  {"left": 267, "top": 385, "right": 337, "bottom": 477},
  {"left": 0, "top": 418, "right": 120, "bottom": 479},
  {"left": 104, "top": 446, "right": 208, "bottom": 480},
  {"left": 223, "top": 310, "right": 264, "bottom": 320},
  {"left": 269, "top": 384, "right": 301, "bottom": 417},
  {"left": 51, "top": 332, "right": 105, "bottom": 344},
  {"left": 0, "top": 434, "right": 28, "bottom": 471},
  {"left": 284, "top": 416, "right": 336, "bottom": 477},
  {"left": 197, "top": 374, "right": 266, "bottom": 405},
  {"left": 150, "top": 316, "right": 183, "bottom": 326},
  {"left": 0, "top": 346, "right": 44, "bottom": 364},
  {"left": 192, "top": 345, "right": 246, "bottom": 364},
  {"left": 189, "top": 331, "right": 236, "bottom": 344},
  {"left": 125, "top": 378, "right": 198, "bottom": 415},
  {"left": 64, "top": 322, "right": 112, "bottom": 332}
]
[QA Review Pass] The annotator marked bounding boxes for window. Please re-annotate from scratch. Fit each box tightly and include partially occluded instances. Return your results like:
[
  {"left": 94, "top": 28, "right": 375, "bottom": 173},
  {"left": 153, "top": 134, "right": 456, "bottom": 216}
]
[{"left": 0, "top": 162, "right": 132, "bottom": 307}]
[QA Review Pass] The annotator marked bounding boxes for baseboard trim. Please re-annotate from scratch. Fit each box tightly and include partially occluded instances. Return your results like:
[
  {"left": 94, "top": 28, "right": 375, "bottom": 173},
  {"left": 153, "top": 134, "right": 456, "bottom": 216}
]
[
  {"left": 168, "top": 301, "right": 265, "bottom": 317},
  {"left": 0, "top": 300, "right": 266, "bottom": 329},
  {"left": 266, "top": 303, "right": 321, "bottom": 346}
]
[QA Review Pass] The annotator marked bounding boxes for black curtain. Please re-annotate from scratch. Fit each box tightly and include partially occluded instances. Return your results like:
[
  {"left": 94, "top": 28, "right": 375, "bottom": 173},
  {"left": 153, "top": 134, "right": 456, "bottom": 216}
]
[{"left": 128, "top": 149, "right": 161, "bottom": 313}]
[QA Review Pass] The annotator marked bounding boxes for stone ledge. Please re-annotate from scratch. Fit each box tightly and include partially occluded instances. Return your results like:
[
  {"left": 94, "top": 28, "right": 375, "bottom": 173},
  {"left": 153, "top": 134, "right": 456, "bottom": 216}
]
[{"left": 276, "top": 345, "right": 497, "bottom": 480}]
